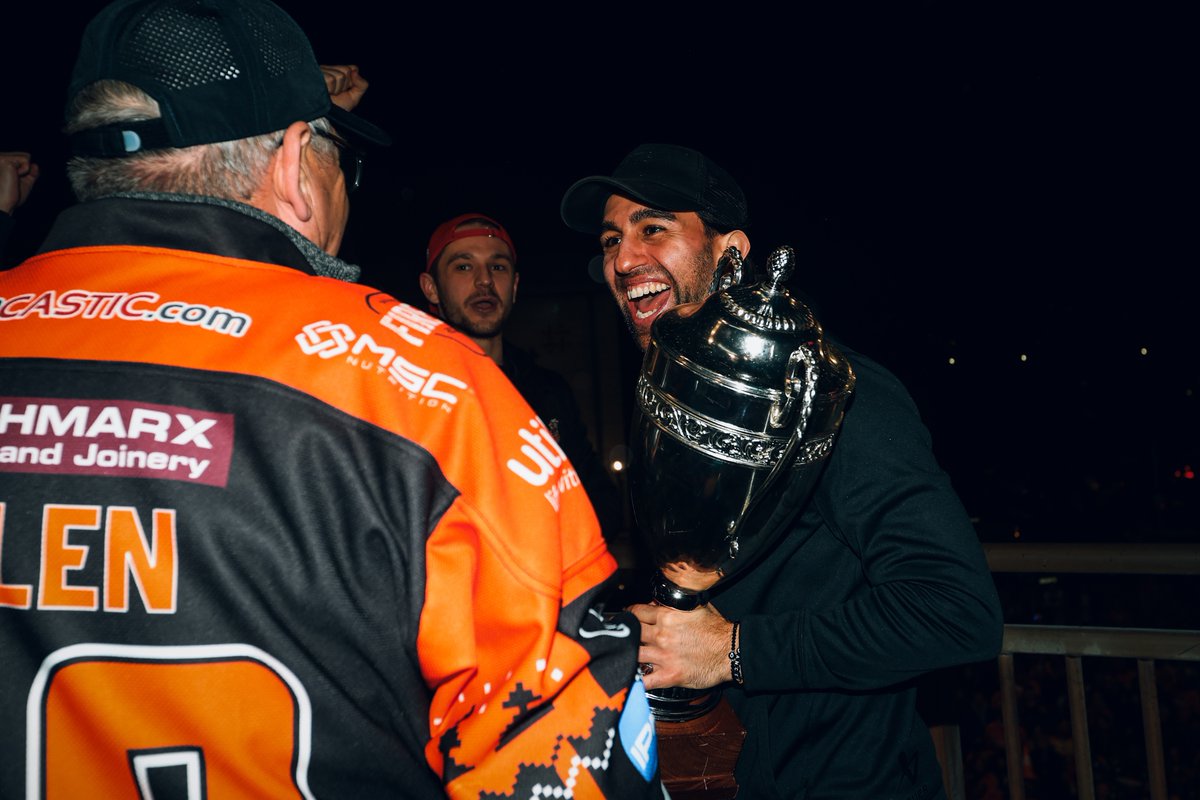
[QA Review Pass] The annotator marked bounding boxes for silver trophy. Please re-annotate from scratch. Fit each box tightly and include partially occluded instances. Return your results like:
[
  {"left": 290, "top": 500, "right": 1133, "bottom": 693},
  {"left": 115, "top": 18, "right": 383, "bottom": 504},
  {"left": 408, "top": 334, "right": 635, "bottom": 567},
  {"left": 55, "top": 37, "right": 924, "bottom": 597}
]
[{"left": 629, "top": 245, "right": 856, "bottom": 720}]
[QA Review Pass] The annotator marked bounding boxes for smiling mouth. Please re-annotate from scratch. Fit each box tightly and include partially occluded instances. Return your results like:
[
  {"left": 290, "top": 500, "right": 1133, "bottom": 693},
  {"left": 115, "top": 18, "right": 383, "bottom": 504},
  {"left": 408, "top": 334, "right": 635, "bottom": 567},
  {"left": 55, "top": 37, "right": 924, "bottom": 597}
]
[{"left": 626, "top": 281, "right": 671, "bottom": 320}]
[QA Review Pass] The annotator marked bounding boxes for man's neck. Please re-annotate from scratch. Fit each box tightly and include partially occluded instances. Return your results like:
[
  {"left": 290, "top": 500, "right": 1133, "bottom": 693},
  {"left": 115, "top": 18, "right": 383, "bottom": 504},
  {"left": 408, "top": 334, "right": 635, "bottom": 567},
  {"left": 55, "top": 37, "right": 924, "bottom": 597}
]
[{"left": 474, "top": 335, "right": 504, "bottom": 366}]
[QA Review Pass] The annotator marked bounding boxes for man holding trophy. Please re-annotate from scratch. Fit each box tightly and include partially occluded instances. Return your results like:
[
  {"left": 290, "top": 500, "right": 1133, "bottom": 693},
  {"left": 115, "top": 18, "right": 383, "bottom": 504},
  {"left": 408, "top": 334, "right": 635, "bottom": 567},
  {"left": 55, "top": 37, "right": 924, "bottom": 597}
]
[{"left": 561, "top": 143, "right": 1003, "bottom": 799}]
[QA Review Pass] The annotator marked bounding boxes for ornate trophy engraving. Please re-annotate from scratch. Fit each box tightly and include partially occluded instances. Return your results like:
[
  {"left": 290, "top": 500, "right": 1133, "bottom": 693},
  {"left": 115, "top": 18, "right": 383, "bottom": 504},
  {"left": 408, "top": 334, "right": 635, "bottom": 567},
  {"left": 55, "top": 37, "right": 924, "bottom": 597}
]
[{"left": 628, "top": 245, "right": 856, "bottom": 797}]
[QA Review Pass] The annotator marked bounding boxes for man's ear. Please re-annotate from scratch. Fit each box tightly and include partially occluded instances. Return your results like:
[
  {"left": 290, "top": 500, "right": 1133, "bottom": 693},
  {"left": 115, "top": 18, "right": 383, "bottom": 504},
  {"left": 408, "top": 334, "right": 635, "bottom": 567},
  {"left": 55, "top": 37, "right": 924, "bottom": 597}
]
[
  {"left": 270, "top": 120, "right": 316, "bottom": 224},
  {"left": 511, "top": 272, "right": 520, "bottom": 305},
  {"left": 418, "top": 271, "right": 440, "bottom": 306},
  {"left": 718, "top": 230, "right": 750, "bottom": 262}
]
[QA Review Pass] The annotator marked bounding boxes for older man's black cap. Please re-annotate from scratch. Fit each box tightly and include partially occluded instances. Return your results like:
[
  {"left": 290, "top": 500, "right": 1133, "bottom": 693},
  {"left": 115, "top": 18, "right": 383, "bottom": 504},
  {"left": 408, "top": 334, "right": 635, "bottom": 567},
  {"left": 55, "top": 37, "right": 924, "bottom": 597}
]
[
  {"left": 67, "top": 0, "right": 391, "bottom": 158},
  {"left": 560, "top": 143, "right": 748, "bottom": 235}
]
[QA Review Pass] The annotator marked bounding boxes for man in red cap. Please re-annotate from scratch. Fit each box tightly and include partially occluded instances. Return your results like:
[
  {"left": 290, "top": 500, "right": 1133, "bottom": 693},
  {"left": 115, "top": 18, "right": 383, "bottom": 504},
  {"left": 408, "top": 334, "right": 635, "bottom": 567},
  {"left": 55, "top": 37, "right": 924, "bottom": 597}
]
[
  {"left": 421, "top": 213, "right": 625, "bottom": 543},
  {"left": 420, "top": 213, "right": 521, "bottom": 364}
]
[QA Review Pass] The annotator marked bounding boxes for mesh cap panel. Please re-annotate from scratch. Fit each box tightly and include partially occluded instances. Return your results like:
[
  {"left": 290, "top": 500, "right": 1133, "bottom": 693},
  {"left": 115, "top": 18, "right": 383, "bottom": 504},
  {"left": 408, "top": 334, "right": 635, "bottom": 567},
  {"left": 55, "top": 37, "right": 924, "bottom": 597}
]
[{"left": 120, "top": 4, "right": 240, "bottom": 90}]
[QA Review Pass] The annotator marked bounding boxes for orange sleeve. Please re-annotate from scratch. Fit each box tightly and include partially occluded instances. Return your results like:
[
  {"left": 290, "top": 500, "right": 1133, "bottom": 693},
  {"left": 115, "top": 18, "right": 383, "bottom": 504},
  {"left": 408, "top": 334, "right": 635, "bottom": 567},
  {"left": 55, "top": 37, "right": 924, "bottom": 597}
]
[{"left": 412, "top": 327, "right": 642, "bottom": 796}]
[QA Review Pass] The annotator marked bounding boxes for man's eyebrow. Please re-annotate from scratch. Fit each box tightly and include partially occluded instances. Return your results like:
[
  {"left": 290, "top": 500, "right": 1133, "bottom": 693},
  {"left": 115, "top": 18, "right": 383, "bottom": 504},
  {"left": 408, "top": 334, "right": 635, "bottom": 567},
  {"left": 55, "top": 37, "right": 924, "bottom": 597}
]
[
  {"left": 599, "top": 208, "right": 678, "bottom": 234},
  {"left": 630, "top": 208, "right": 677, "bottom": 224}
]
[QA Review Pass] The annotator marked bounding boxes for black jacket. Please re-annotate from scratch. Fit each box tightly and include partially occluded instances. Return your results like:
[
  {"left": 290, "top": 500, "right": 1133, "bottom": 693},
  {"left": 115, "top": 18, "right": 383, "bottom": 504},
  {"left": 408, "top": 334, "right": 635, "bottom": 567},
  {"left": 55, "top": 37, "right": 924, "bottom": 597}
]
[{"left": 714, "top": 344, "right": 1003, "bottom": 800}]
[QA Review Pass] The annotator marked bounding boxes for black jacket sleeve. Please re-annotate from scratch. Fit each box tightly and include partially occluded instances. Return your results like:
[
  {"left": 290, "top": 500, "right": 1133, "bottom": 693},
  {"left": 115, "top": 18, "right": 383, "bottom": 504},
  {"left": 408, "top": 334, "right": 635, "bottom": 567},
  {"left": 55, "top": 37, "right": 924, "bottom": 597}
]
[{"left": 736, "top": 351, "right": 1004, "bottom": 692}]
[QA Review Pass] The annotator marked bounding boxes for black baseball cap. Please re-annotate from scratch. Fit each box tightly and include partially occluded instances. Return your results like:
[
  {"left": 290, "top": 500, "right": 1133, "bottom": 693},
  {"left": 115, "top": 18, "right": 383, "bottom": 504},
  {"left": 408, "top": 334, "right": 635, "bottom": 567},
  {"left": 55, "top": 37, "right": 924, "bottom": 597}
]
[
  {"left": 560, "top": 143, "right": 748, "bottom": 235},
  {"left": 67, "top": 0, "right": 391, "bottom": 158}
]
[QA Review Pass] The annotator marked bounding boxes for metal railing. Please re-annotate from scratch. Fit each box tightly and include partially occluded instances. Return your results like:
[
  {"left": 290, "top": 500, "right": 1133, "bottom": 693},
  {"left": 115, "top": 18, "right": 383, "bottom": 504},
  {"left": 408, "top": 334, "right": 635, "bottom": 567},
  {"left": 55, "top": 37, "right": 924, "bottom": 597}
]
[{"left": 939, "top": 543, "right": 1200, "bottom": 800}]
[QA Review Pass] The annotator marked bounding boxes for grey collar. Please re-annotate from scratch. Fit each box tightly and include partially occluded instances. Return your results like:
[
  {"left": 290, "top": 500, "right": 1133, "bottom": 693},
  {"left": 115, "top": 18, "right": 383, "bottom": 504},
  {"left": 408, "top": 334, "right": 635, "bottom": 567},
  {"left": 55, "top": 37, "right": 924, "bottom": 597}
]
[{"left": 109, "top": 191, "right": 362, "bottom": 282}]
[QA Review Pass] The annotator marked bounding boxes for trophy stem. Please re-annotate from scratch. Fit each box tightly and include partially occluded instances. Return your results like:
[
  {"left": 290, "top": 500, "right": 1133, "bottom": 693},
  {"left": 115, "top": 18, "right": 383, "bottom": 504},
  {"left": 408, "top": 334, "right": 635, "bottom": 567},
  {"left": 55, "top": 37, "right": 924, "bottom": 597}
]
[
  {"left": 644, "top": 571, "right": 724, "bottom": 722},
  {"left": 651, "top": 571, "right": 710, "bottom": 610}
]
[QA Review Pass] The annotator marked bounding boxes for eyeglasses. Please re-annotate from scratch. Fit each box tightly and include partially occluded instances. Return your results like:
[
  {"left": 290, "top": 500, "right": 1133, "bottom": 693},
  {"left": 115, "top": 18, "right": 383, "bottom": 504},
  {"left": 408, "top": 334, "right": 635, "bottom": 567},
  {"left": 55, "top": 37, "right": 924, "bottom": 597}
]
[{"left": 313, "top": 128, "right": 365, "bottom": 193}]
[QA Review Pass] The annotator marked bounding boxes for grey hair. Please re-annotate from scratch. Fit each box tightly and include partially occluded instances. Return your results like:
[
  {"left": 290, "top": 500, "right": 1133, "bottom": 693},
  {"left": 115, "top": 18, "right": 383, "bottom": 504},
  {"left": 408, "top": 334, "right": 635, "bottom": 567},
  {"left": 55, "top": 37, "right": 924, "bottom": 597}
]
[{"left": 65, "top": 80, "right": 336, "bottom": 203}]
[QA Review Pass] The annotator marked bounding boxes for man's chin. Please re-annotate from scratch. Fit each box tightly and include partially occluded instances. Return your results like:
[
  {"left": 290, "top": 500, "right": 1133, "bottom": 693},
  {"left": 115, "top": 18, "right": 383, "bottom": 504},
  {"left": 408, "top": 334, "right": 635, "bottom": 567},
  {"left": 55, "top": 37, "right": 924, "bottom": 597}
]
[
  {"left": 621, "top": 313, "right": 654, "bottom": 352},
  {"left": 446, "top": 310, "right": 506, "bottom": 340},
  {"left": 465, "top": 324, "right": 504, "bottom": 340}
]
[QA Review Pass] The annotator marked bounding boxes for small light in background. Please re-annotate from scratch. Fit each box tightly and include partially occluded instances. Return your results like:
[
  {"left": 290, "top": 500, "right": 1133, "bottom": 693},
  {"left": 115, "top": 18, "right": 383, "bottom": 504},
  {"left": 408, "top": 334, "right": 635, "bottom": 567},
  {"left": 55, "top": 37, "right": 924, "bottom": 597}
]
[
  {"left": 948, "top": 357, "right": 956, "bottom": 365},
  {"left": 1019, "top": 354, "right": 1028, "bottom": 362},
  {"left": 1140, "top": 347, "right": 1149, "bottom": 356},
  {"left": 611, "top": 460, "right": 624, "bottom": 473}
]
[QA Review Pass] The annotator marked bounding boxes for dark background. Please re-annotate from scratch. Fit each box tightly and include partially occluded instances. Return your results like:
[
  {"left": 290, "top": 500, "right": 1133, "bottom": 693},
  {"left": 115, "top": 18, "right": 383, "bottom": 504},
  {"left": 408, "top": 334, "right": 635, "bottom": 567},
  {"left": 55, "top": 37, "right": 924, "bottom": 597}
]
[{"left": 3, "top": 2, "right": 1194, "bottom": 544}]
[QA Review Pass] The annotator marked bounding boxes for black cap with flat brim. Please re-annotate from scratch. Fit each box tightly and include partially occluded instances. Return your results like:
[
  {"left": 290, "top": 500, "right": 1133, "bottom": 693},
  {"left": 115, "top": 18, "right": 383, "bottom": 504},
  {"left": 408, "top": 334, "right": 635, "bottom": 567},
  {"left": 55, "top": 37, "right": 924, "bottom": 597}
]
[
  {"left": 67, "top": 0, "right": 390, "bottom": 158},
  {"left": 560, "top": 143, "right": 747, "bottom": 235}
]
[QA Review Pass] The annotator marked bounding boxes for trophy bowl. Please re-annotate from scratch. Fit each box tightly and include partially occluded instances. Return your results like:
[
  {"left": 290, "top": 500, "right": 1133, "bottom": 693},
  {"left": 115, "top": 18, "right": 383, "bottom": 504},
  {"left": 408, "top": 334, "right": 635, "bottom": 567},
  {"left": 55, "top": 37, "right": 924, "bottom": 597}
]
[{"left": 630, "top": 245, "right": 855, "bottom": 592}]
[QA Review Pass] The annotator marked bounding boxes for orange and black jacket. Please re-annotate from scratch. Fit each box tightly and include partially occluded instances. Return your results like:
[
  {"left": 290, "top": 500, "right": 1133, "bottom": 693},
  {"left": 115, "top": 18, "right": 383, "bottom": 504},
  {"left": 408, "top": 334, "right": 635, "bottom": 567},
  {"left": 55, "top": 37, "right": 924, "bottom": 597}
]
[{"left": 0, "top": 196, "right": 660, "bottom": 799}]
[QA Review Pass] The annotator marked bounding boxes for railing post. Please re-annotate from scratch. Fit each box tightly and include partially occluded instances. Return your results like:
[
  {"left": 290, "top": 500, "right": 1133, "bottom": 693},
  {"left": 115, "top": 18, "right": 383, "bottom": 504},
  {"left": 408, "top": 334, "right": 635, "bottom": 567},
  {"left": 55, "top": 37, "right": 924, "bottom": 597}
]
[
  {"left": 931, "top": 723, "right": 965, "bottom": 800},
  {"left": 997, "top": 653, "right": 1025, "bottom": 800},
  {"left": 1138, "top": 659, "right": 1168, "bottom": 800},
  {"left": 1065, "top": 656, "right": 1095, "bottom": 800}
]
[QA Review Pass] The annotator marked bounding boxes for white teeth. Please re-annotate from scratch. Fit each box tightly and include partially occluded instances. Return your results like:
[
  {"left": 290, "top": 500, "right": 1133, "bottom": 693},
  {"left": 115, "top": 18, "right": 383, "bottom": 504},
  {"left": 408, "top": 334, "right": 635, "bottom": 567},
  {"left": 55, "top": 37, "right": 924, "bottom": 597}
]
[
  {"left": 626, "top": 282, "right": 669, "bottom": 300},
  {"left": 634, "top": 308, "right": 660, "bottom": 320}
]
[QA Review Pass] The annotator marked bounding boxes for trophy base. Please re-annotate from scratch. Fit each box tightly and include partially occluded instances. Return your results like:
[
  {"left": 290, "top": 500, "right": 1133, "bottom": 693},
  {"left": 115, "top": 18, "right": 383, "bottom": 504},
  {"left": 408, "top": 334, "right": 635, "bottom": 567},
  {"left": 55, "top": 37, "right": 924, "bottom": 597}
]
[
  {"left": 655, "top": 695, "right": 746, "bottom": 799},
  {"left": 646, "top": 685, "right": 723, "bottom": 722}
]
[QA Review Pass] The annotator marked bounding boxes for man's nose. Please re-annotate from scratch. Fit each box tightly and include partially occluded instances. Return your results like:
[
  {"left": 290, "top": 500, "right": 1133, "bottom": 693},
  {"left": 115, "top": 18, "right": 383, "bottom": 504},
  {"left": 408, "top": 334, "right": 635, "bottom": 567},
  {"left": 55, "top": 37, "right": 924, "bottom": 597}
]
[
  {"left": 475, "top": 268, "right": 494, "bottom": 286},
  {"left": 613, "top": 239, "right": 647, "bottom": 275}
]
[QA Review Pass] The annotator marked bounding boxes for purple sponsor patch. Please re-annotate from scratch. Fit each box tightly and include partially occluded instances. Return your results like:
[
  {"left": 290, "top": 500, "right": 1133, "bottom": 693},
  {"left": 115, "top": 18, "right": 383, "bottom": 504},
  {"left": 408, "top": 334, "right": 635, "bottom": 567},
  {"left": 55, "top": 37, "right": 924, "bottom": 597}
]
[{"left": 0, "top": 397, "right": 234, "bottom": 487}]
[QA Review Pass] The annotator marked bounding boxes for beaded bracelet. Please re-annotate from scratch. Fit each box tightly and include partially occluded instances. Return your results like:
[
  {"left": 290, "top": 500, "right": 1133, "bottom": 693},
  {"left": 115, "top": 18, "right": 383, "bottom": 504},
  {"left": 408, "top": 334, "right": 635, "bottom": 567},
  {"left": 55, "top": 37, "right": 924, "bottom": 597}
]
[{"left": 729, "top": 621, "right": 744, "bottom": 685}]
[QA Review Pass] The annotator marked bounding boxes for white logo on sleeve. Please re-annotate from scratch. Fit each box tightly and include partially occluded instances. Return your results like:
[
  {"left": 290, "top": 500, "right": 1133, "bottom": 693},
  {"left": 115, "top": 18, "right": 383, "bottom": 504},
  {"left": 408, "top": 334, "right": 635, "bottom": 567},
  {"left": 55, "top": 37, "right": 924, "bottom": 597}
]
[{"left": 578, "top": 607, "right": 631, "bottom": 639}]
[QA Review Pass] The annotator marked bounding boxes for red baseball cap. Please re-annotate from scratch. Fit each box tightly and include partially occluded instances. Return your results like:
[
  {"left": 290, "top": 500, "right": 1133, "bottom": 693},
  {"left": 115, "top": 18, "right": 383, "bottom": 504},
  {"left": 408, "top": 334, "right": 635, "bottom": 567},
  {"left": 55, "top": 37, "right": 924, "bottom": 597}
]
[{"left": 425, "top": 213, "right": 517, "bottom": 272}]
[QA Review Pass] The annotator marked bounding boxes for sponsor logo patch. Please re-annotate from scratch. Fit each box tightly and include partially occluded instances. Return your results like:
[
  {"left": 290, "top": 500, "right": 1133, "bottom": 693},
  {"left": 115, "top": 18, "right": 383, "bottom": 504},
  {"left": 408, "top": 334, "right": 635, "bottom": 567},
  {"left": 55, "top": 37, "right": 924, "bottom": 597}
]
[
  {"left": 294, "top": 318, "right": 467, "bottom": 412},
  {"left": 0, "top": 398, "right": 234, "bottom": 486},
  {"left": 0, "top": 289, "right": 251, "bottom": 337}
]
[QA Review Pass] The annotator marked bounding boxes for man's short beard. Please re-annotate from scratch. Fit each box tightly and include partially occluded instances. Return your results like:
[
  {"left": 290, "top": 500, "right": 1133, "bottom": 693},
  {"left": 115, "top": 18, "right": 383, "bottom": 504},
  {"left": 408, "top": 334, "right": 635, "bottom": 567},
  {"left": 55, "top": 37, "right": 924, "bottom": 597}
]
[
  {"left": 440, "top": 307, "right": 506, "bottom": 340},
  {"left": 677, "top": 246, "right": 717, "bottom": 307}
]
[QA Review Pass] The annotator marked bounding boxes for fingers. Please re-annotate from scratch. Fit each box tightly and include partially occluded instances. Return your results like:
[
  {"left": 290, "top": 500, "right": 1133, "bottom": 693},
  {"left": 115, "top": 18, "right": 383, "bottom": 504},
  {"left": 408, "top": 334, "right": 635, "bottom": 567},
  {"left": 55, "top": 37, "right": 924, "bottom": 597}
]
[
  {"left": 18, "top": 162, "right": 39, "bottom": 200},
  {"left": 626, "top": 602, "right": 658, "bottom": 628},
  {"left": 637, "top": 645, "right": 686, "bottom": 691},
  {"left": 633, "top": 603, "right": 733, "bottom": 691},
  {"left": 0, "top": 154, "right": 34, "bottom": 214},
  {"left": 0, "top": 152, "right": 32, "bottom": 166},
  {"left": 630, "top": 603, "right": 672, "bottom": 689},
  {"left": 320, "top": 65, "right": 355, "bottom": 95},
  {"left": 320, "top": 64, "right": 369, "bottom": 112}
]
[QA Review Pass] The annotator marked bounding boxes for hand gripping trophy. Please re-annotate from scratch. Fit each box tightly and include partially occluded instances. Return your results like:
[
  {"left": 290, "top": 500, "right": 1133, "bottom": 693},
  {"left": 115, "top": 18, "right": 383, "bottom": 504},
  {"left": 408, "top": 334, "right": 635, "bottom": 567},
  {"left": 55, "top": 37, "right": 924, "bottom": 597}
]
[{"left": 628, "top": 244, "right": 855, "bottom": 796}]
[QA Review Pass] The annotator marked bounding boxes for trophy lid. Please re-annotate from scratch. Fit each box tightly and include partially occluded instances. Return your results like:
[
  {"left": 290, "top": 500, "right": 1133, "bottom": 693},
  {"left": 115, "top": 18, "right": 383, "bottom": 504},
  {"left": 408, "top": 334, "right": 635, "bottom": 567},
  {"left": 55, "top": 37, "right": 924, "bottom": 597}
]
[{"left": 652, "top": 246, "right": 842, "bottom": 407}]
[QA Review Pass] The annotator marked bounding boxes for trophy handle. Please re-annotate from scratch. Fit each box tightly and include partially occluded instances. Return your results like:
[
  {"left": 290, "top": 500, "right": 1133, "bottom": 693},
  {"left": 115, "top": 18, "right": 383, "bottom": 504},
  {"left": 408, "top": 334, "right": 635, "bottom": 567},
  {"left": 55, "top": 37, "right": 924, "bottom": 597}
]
[
  {"left": 770, "top": 345, "right": 819, "bottom": 430},
  {"left": 724, "top": 344, "right": 819, "bottom": 559},
  {"left": 707, "top": 245, "right": 745, "bottom": 295}
]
